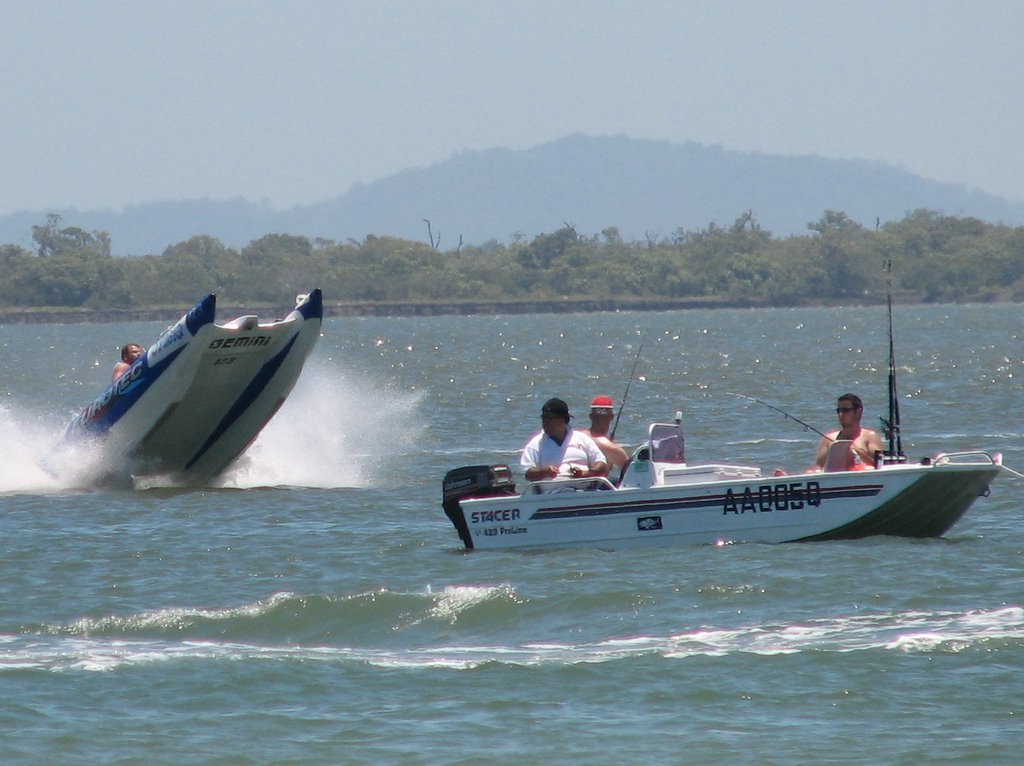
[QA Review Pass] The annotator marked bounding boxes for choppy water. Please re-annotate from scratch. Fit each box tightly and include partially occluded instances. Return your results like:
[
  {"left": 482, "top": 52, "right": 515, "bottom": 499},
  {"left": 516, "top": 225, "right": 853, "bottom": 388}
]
[{"left": 2, "top": 303, "right": 1023, "bottom": 764}]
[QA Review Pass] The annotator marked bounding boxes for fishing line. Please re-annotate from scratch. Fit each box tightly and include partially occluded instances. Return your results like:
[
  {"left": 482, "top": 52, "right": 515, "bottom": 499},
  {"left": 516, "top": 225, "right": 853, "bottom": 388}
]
[
  {"left": 727, "top": 392, "right": 829, "bottom": 440},
  {"left": 998, "top": 463, "right": 1024, "bottom": 481},
  {"left": 610, "top": 332, "right": 645, "bottom": 440}
]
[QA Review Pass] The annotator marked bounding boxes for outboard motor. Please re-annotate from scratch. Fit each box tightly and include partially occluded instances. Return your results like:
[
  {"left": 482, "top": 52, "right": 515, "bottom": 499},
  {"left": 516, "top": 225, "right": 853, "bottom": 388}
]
[{"left": 442, "top": 464, "right": 517, "bottom": 549}]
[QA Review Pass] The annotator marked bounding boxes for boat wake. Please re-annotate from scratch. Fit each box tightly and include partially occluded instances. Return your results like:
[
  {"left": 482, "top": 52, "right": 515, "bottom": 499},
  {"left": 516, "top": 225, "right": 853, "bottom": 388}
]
[
  {"left": 0, "top": 360, "right": 422, "bottom": 494},
  {"left": 208, "top": 360, "right": 423, "bottom": 490},
  {"left": 4, "top": 587, "right": 1022, "bottom": 672},
  {"left": 0, "top": 403, "right": 81, "bottom": 493}
]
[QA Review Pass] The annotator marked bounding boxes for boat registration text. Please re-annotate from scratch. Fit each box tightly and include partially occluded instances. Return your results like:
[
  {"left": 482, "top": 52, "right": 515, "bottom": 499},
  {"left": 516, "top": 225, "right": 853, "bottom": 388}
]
[{"left": 723, "top": 481, "right": 821, "bottom": 514}]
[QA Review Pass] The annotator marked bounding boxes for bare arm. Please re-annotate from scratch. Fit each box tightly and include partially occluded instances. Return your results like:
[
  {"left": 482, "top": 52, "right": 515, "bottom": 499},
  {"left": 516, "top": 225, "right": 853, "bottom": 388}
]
[
  {"left": 592, "top": 436, "right": 629, "bottom": 469},
  {"left": 853, "top": 430, "right": 885, "bottom": 465}
]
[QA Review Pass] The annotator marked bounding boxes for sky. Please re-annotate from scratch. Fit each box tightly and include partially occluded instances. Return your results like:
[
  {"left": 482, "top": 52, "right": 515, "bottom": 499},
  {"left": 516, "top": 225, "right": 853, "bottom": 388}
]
[{"left": 2, "top": 0, "right": 1022, "bottom": 217}]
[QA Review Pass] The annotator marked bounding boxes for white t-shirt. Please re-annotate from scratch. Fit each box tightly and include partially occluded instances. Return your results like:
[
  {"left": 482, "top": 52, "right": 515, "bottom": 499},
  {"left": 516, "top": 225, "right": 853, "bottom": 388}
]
[{"left": 520, "top": 427, "right": 605, "bottom": 474}]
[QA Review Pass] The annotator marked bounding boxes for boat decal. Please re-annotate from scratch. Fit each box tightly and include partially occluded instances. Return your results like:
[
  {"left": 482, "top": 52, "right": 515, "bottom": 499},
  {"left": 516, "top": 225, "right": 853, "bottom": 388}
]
[
  {"left": 68, "top": 292, "right": 217, "bottom": 438},
  {"left": 528, "top": 482, "right": 884, "bottom": 520},
  {"left": 182, "top": 331, "right": 301, "bottom": 470},
  {"left": 470, "top": 508, "right": 522, "bottom": 524},
  {"left": 721, "top": 482, "right": 882, "bottom": 514},
  {"left": 479, "top": 523, "right": 528, "bottom": 538},
  {"left": 208, "top": 335, "right": 272, "bottom": 350},
  {"left": 66, "top": 346, "right": 187, "bottom": 437}
]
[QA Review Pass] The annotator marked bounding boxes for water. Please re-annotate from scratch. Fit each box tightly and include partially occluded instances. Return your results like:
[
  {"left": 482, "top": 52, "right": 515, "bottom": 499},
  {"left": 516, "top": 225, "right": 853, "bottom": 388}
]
[{"left": 2, "top": 304, "right": 1023, "bottom": 764}]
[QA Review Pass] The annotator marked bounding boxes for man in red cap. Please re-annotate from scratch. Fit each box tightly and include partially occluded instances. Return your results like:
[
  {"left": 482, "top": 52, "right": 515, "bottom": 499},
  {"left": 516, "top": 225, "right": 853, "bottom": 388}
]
[{"left": 577, "top": 395, "right": 629, "bottom": 471}]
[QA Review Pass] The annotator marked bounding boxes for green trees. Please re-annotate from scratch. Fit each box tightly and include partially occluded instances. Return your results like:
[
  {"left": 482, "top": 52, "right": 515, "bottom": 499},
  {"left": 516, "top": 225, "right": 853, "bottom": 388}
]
[
  {"left": 0, "top": 244, "right": 34, "bottom": 306},
  {"left": 1, "top": 210, "right": 1022, "bottom": 313},
  {"left": 807, "top": 210, "right": 880, "bottom": 299},
  {"left": 17, "top": 214, "right": 118, "bottom": 306},
  {"left": 31, "top": 213, "right": 111, "bottom": 259}
]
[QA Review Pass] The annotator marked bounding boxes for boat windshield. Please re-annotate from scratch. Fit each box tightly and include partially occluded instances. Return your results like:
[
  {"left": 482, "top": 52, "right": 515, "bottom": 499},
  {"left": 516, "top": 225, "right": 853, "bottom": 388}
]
[{"left": 650, "top": 424, "right": 685, "bottom": 463}]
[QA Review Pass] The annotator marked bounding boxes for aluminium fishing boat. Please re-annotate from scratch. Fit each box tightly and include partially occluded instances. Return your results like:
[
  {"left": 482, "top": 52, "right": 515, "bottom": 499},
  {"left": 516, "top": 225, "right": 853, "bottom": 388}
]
[
  {"left": 64, "top": 289, "right": 323, "bottom": 484},
  {"left": 441, "top": 418, "right": 1003, "bottom": 550}
]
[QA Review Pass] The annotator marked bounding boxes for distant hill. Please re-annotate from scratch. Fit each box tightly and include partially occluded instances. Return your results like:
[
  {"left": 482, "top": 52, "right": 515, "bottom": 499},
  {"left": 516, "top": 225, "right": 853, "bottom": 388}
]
[{"left": 4, "top": 134, "right": 1024, "bottom": 256}]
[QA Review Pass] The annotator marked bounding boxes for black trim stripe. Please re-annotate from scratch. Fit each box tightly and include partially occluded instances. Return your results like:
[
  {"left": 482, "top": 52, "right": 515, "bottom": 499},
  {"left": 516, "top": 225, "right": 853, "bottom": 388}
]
[
  {"left": 529, "top": 483, "right": 883, "bottom": 521},
  {"left": 183, "top": 332, "right": 300, "bottom": 470}
]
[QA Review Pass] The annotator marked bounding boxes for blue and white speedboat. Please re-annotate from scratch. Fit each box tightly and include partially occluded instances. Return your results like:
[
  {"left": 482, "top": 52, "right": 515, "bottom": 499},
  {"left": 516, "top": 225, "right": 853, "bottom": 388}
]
[{"left": 65, "top": 289, "right": 323, "bottom": 485}]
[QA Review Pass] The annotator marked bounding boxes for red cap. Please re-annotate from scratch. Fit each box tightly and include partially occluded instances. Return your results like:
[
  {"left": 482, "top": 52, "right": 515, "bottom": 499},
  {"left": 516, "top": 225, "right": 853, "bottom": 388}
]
[{"left": 590, "top": 395, "right": 614, "bottom": 408}]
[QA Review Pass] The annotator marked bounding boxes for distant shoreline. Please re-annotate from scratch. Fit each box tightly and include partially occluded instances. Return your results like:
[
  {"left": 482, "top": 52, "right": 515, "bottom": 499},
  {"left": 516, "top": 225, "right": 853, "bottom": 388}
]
[
  {"left": 0, "top": 296, "right": 811, "bottom": 325},
  {"left": 0, "top": 291, "right": 971, "bottom": 325}
]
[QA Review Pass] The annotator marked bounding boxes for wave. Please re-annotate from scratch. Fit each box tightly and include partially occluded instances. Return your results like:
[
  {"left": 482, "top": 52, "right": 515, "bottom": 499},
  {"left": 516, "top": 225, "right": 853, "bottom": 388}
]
[
  {"left": 4, "top": 590, "right": 1022, "bottom": 673},
  {"left": 0, "top": 402, "right": 92, "bottom": 494}
]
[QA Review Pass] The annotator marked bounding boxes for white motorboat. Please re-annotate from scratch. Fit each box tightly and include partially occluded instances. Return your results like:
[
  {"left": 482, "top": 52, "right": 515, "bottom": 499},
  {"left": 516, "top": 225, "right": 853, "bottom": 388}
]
[
  {"left": 441, "top": 419, "right": 1003, "bottom": 550},
  {"left": 64, "top": 289, "right": 323, "bottom": 484},
  {"left": 443, "top": 278, "right": 1006, "bottom": 550}
]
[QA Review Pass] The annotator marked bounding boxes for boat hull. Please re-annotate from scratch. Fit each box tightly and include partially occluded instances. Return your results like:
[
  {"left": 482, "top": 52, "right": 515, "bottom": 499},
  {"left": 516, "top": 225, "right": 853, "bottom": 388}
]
[
  {"left": 447, "top": 458, "right": 1001, "bottom": 550},
  {"left": 65, "top": 289, "right": 323, "bottom": 484}
]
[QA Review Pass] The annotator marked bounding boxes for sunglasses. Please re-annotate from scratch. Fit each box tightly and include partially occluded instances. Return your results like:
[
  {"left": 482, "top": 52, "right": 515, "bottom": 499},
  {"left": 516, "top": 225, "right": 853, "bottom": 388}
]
[{"left": 835, "top": 406, "right": 858, "bottom": 414}]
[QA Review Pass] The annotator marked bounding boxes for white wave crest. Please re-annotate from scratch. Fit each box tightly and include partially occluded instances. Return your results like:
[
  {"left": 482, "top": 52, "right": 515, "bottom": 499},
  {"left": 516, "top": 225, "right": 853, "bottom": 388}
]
[{"left": 4, "top": 605, "right": 1021, "bottom": 673}]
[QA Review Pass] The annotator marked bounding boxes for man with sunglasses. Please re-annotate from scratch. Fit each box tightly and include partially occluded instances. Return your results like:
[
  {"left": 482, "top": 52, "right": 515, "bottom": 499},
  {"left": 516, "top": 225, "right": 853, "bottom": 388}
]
[{"left": 813, "top": 393, "right": 884, "bottom": 470}]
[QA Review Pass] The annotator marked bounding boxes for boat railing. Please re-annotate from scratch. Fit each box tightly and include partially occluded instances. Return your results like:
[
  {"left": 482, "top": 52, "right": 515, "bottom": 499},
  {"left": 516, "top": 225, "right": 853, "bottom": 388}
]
[
  {"left": 932, "top": 451, "right": 1002, "bottom": 467},
  {"left": 528, "top": 476, "right": 618, "bottom": 494}
]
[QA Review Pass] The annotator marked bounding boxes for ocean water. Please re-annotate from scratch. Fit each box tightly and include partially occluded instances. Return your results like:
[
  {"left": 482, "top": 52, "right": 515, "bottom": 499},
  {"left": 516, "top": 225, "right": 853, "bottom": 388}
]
[{"left": 1, "top": 303, "right": 1023, "bottom": 764}]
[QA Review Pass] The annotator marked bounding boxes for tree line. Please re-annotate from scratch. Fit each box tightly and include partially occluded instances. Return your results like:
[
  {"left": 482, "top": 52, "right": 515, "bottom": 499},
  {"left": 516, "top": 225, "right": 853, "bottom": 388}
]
[{"left": 2, "top": 210, "right": 1023, "bottom": 312}]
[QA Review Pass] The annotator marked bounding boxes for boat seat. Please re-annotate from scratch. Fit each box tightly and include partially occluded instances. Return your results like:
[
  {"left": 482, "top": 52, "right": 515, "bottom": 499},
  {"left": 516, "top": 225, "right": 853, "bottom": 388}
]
[
  {"left": 222, "top": 315, "right": 260, "bottom": 330},
  {"left": 823, "top": 440, "right": 857, "bottom": 472},
  {"left": 650, "top": 425, "right": 685, "bottom": 463}
]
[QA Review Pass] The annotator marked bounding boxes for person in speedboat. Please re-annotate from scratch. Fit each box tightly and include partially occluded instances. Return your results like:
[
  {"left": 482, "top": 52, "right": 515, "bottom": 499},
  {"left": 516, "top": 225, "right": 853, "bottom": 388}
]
[
  {"left": 521, "top": 397, "right": 609, "bottom": 481},
  {"left": 112, "top": 343, "right": 143, "bottom": 381},
  {"left": 577, "top": 395, "right": 629, "bottom": 471},
  {"left": 813, "top": 393, "right": 884, "bottom": 470}
]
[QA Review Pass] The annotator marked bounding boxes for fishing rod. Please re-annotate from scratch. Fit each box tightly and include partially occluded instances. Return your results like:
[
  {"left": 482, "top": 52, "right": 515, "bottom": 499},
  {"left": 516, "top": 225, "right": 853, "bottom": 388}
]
[
  {"left": 880, "top": 257, "right": 905, "bottom": 461},
  {"left": 727, "top": 392, "right": 830, "bottom": 440},
  {"left": 610, "top": 332, "right": 645, "bottom": 440}
]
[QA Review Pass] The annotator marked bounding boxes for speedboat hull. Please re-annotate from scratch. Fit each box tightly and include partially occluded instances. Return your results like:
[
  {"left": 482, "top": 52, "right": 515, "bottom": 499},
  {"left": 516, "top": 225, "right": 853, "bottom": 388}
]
[{"left": 65, "top": 289, "right": 323, "bottom": 484}]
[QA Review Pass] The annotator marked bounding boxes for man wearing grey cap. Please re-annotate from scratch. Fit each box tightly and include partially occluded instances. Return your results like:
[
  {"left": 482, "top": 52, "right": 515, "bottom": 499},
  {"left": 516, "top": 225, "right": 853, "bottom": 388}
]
[{"left": 520, "top": 398, "right": 608, "bottom": 482}]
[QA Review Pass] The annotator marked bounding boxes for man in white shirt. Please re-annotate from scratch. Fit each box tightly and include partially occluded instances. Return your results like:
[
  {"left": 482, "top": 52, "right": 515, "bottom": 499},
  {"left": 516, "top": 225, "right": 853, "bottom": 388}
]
[{"left": 521, "top": 397, "right": 608, "bottom": 481}]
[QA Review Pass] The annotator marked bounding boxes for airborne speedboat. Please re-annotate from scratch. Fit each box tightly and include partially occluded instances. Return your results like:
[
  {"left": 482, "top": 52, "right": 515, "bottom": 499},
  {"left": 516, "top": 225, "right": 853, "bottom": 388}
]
[
  {"left": 64, "top": 289, "right": 323, "bottom": 485},
  {"left": 441, "top": 419, "right": 1003, "bottom": 550}
]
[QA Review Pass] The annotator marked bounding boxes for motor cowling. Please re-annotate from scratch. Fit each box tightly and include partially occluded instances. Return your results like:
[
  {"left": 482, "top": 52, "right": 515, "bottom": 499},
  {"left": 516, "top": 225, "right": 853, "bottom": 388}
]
[{"left": 442, "top": 464, "right": 517, "bottom": 549}]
